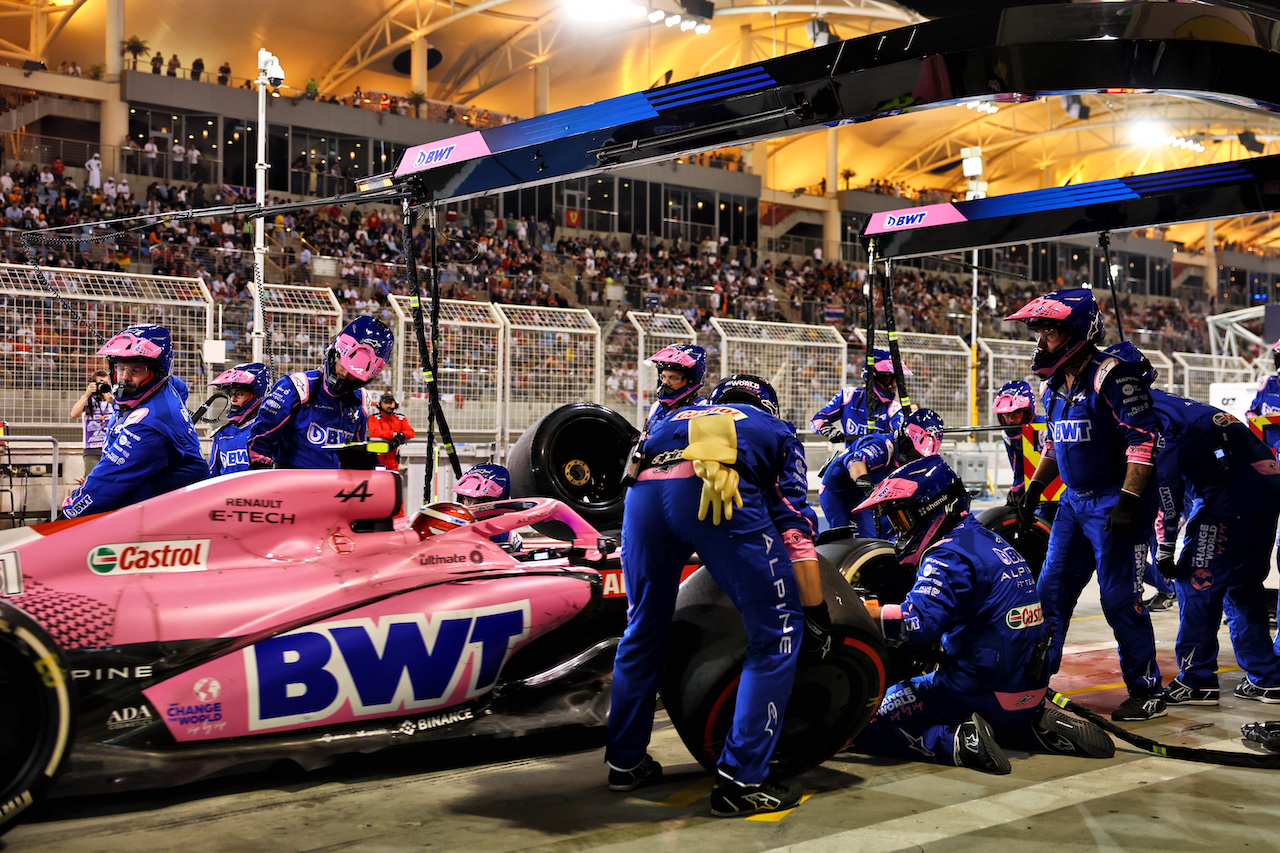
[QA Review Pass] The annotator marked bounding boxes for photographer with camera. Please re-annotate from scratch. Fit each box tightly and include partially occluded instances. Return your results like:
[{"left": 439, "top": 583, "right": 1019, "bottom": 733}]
[{"left": 69, "top": 368, "right": 113, "bottom": 478}]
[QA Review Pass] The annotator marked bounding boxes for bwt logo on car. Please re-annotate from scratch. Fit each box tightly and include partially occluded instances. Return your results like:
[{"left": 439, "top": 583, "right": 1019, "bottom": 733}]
[
  {"left": 87, "top": 539, "right": 212, "bottom": 575},
  {"left": 244, "top": 603, "right": 531, "bottom": 731},
  {"left": 884, "top": 211, "right": 927, "bottom": 229},
  {"left": 414, "top": 145, "right": 456, "bottom": 167}
]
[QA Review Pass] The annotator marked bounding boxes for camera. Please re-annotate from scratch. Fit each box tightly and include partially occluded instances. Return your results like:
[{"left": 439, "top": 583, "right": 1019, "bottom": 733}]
[
  {"left": 259, "top": 49, "right": 285, "bottom": 88},
  {"left": 96, "top": 380, "right": 112, "bottom": 395}
]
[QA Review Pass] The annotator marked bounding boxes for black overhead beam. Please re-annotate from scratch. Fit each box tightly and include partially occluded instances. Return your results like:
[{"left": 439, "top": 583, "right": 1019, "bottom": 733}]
[{"left": 377, "top": 2, "right": 1280, "bottom": 206}]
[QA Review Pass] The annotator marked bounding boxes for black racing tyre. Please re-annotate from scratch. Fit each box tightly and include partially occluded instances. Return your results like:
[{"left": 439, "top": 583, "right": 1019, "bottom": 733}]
[
  {"left": 0, "top": 601, "right": 74, "bottom": 838},
  {"left": 817, "top": 537, "right": 914, "bottom": 604},
  {"left": 508, "top": 403, "right": 639, "bottom": 535},
  {"left": 977, "top": 504, "right": 1053, "bottom": 579},
  {"left": 660, "top": 559, "right": 887, "bottom": 779}
]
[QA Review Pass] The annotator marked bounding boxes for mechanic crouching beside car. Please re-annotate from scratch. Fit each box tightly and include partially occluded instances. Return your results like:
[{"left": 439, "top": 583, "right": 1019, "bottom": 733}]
[
  {"left": 848, "top": 457, "right": 1114, "bottom": 774},
  {"left": 605, "top": 374, "right": 830, "bottom": 817},
  {"left": 61, "top": 324, "right": 207, "bottom": 519}
]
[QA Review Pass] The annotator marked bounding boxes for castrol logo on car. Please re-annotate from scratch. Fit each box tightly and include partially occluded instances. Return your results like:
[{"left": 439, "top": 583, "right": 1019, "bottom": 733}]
[
  {"left": 1005, "top": 602, "right": 1043, "bottom": 630},
  {"left": 87, "top": 539, "right": 211, "bottom": 575}
]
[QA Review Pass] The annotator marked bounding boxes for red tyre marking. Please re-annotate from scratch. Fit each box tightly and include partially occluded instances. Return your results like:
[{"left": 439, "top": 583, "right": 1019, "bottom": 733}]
[
  {"left": 703, "top": 674, "right": 741, "bottom": 760},
  {"left": 842, "top": 636, "right": 887, "bottom": 707}
]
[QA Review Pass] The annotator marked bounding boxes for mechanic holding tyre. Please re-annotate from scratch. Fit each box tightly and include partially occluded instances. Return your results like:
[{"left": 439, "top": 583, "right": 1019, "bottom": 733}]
[
  {"left": 1007, "top": 289, "right": 1167, "bottom": 722},
  {"left": 1106, "top": 342, "right": 1280, "bottom": 707},
  {"left": 848, "top": 456, "right": 1114, "bottom": 773},
  {"left": 606, "top": 374, "right": 829, "bottom": 816},
  {"left": 61, "top": 324, "right": 207, "bottom": 518},
  {"left": 818, "top": 407, "right": 944, "bottom": 536},
  {"left": 248, "top": 316, "right": 393, "bottom": 469}
]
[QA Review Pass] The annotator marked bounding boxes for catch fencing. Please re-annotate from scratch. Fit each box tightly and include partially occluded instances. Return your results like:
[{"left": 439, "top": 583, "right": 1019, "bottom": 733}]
[{"left": 853, "top": 329, "right": 972, "bottom": 432}]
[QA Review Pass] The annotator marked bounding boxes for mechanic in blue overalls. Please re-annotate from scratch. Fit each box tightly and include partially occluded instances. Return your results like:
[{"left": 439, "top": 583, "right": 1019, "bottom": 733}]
[
  {"left": 818, "top": 408, "right": 944, "bottom": 535},
  {"left": 1107, "top": 342, "right": 1280, "bottom": 706},
  {"left": 848, "top": 457, "right": 1114, "bottom": 774},
  {"left": 1008, "top": 289, "right": 1166, "bottom": 722},
  {"left": 644, "top": 343, "right": 708, "bottom": 430},
  {"left": 453, "top": 463, "right": 523, "bottom": 552},
  {"left": 1247, "top": 340, "right": 1280, "bottom": 457},
  {"left": 61, "top": 324, "right": 207, "bottom": 518},
  {"left": 992, "top": 380, "right": 1046, "bottom": 505},
  {"left": 606, "top": 375, "right": 828, "bottom": 817},
  {"left": 810, "top": 347, "right": 909, "bottom": 442},
  {"left": 248, "top": 316, "right": 393, "bottom": 469},
  {"left": 207, "top": 362, "right": 270, "bottom": 476}
]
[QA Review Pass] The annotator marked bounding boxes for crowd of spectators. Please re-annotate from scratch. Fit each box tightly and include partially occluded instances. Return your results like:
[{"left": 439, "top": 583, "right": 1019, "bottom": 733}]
[{"left": 0, "top": 154, "right": 1230, "bottom": 362}]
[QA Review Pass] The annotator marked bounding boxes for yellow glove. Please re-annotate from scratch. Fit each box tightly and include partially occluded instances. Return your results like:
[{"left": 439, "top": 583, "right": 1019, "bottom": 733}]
[{"left": 681, "top": 413, "right": 744, "bottom": 524}]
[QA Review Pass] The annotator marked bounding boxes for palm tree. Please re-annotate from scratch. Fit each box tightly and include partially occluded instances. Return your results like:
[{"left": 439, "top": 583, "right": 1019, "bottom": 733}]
[
  {"left": 122, "top": 36, "right": 149, "bottom": 71},
  {"left": 408, "top": 90, "right": 428, "bottom": 120},
  {"left": 840, "top": 167, "right": 857, "bottom": 191}
]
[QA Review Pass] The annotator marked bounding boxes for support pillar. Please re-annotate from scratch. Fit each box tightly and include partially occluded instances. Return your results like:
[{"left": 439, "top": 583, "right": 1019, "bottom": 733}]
[
  {"left": 534, "top": 62, "right": 550, "bottom": 116},
  {"left": 822, "top": 127, "right": 840, "bottom": 262},
  {"left": 410, "top": 36, "right": 429, "bottom": 102},
  {"left": 1204, "top": 220, "right": 1218, "bottom": 302},
  {"left": 99, "top": 0, "right": 127, "bottom": 174}
]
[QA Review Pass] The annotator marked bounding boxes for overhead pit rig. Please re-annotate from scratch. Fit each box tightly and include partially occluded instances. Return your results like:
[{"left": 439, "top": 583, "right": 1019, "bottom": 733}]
[{"left": 364, "top": 1, "right": 1280, "bottom": 211}]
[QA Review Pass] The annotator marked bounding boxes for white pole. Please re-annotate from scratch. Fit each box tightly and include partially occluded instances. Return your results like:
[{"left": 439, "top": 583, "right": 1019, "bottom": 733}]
[{"left": 252, "top": 51, "right": 272, "bottom": 364}]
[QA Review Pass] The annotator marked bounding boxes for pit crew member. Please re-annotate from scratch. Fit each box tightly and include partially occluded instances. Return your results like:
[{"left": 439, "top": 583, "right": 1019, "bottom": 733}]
[
  {"left": 453, "top": 462, "right": 523, "bottom": 553},
  {"left": 811, "top": 348, "right": 910, "bottom": 442},
  {"left": 848, "top": 457, "right": 1113, "bottom": 773},
  {"left": 367, "top": 391, "right": 415, "bottom": 471},
  {"left": 606, "top": 374, "right": 826, "bottom": 816},
  {"left": 207, "top": 362, "right": 269, "bottom": 476},
  {"left": 1008, "top": 288, "right": 1165, "bottom": 722},
  {"left": 62, "top": 324, "right": 206, "bottom": 518},
  {"left": 1246, "top": 340, "right": 1280, "bottom": 457}
]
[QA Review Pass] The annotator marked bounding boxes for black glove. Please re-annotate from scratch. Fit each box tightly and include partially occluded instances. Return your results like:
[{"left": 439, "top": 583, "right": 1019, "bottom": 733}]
[
  {"left": 1016, "top": 479, "right": 1046, "bottom": 526},
  {"left": 854, "top": 476, "right": 873, "bottom": 495},
  {"left": 1154, "top": 542, "right": 1177, "bottom": 581},
  {"left": 1105, "top": 489, "right": 1140, "bottom": 541},
  {"left": 819, "top": 422, "right": 846, "bottom": 443},
  {"left": 801, "top": 602, "right": 833, "bottom": 663},
  {"left": 391, "top": 433, "right": 407, "bottom": 449},
  {"left": 1006, "top": 489, "right": 1022, "bottom": 506}
]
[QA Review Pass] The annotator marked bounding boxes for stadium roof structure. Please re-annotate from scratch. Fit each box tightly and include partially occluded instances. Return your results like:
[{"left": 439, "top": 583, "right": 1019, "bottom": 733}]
[{"left": 7, "top": 0, "right": 1280, "bottom": 250}]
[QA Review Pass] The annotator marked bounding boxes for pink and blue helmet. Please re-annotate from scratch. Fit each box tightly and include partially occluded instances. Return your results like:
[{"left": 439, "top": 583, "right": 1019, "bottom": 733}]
[
  {"left": 648, "top": 343, "right": 706, "bottom": 406},
  {"left": 864, "top": 348, "right": 913, "bottom": 403},
  {"left": 210, "top": 362, "right": 270, "bottom": 424},
  {"left": 97, "top": 323, "right": 173, "bottom": 409},
  {"left": 993, "top": 380, "right": 1036, "bottom": 418},
  {"left": 1006, "top": 288, "right": 1105, "bottom": 379},
  {"left": 324, "top": 316, "right": 393, "bottom": 396},
  {"left": 853, "top": 455, "right": 970, "bottom": 567},
  {"left": 454, "top": 463, "right": 511, "bottom": 502},
  {"left": 897, "top": 407, "right": 944, "bottom": 463}
]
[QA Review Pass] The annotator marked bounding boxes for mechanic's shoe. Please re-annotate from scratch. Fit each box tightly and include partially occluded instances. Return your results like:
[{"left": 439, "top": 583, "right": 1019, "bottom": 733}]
[
  {"left": 1143, "top": 591, "right": 1177, "bottom": 612},
  {"left": 607, "top": 755, "right": 663, "bottom": 791},
  {"left": 1165, "top": 678, "right": 1220, "bottom": 706},
  {"left": 1235, "top": 677, "right": 1280, "bottom": 704},
  {"left": 1031, "top": 705, "right": 1115, "bottom": 758},
  {"left": 954, "top": 714, "right": 1011, "bottom": 775},
  {"left": 710, "top": 776, "right": 802, "bottom": 816},
  {"left": 1111, "top": 693, "right": 1168, "bottom": 721}
]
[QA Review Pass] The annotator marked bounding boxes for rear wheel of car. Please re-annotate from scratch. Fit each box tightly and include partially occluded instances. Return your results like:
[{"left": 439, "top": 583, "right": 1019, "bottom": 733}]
[
  {"left": 976, "top": 504, "right": 1053, "bottom": 578},
  {"left": 817, "top": 536, "right": 914, "bottom": 604},
  {"left": 0, "top": 601, "right": 74, "bottom": 837},
  {"left": 508, "top": 403, "right": 639, "bottom": 534},
  {"left": 660, "top": 559, "right": 887, "bottom": 778}
]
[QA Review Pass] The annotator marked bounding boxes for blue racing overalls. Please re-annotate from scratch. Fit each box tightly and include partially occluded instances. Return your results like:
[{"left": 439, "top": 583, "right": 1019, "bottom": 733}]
[
  {"left": 247, "top": 370, "right": 372, "bottom": 469},
  {"left": 608, "top": 402, "right": 818, "bottom": 786}
]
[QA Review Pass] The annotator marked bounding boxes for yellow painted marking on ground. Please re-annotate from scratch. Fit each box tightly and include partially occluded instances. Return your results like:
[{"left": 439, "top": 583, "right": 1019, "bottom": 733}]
[
  {"left": 744, "top": 791, "right": 814, "bottom": 822},
  {"left": 1058, "top": 666, "right": 1242, "bottom": 697},
  {"left": 660, "top": 777, "right": 712, "bottom": 807}
]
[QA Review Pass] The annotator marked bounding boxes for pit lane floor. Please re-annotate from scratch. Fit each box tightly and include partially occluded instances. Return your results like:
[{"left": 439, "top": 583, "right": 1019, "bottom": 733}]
[{"left": 9, "top": 579, "right": 1280, "bottom": 852}]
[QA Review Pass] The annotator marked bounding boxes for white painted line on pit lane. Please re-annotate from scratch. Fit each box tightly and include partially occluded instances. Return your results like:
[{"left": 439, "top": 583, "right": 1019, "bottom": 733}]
[{"left": 772, "top": 757, "right": 1213, "bottom": 853}]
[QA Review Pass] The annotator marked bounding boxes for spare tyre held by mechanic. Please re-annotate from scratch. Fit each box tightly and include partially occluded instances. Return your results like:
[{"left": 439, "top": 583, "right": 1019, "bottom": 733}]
[
  {"left": 848, "top": 457, "right": 1113, "bottom": 774},
  {"left": 605, "top": 374, "right": 829, "bottom": 816},
  {"left": 62, "top": 324, "right": 207, "bottom": 518}
]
